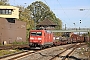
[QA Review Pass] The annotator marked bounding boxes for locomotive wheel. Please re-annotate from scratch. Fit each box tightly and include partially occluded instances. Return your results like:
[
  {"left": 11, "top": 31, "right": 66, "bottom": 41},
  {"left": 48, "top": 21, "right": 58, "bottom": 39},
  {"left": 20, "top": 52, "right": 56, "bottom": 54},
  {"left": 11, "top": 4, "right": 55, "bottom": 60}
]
[{"left": 43, "top": 45, "right": 46, "bottom": 49}]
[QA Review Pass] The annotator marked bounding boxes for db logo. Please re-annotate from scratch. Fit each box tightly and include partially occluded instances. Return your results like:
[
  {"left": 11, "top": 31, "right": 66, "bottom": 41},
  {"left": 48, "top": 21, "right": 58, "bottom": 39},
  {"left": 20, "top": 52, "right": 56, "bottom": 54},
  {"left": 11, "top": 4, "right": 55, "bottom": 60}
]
[{"left": 35, "top": 38, "right": 37, "bottom": 40}]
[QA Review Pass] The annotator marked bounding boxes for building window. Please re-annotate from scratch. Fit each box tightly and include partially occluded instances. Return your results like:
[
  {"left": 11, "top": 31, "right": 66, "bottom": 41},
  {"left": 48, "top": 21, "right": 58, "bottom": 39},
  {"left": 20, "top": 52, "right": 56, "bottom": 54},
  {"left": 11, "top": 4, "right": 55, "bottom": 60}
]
[
  {"left": 2, "top": 10, "right": 5, "bottom": 14},
  {"left": 6, "top": 18, "right": 15, "bottom": 23},
  {"left": 0, "top": 9, "right": 12, "bottom": 15},
  {"left": 8, "top": 10, "right": 12, "bottom": 14},
  {"left": 6, "top": 10, "right": 9, "bottom": 14}
]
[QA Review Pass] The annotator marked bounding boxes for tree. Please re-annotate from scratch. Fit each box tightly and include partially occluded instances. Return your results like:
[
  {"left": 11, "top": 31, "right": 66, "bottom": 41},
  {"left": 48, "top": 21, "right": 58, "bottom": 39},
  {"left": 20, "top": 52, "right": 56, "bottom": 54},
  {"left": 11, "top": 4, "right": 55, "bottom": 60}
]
[
  {"left": 54, "top": 18, "right": 62, "bottom": 36},
  {"left": 17, "top": 6, "right": 34, "bottom": 29},
  {"left": 27, "top": 1, "right": 62, "bottom": 30},
  {"left": 17, "top": 6, "right": 34, "bottom": 40},
  {"left": 0, "top": 0, "right": 9, "bottom": 2},
  {"left": 27, "top": 1, "right": 51, "bottom": 23},
  {"left": 0, "top": 1, "right": 9, "bottom": 5}
]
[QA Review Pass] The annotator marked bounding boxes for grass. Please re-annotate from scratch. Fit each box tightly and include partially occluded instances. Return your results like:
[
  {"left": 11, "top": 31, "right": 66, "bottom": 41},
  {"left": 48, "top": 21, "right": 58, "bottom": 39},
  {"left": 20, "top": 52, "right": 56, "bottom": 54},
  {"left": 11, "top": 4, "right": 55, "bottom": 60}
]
[
  {"left": 12, "top": 41, "right": 28, "bottom": 45},
  {"left": 86, "top": 42, "right": 90, "bottom": 47},
  {"left": 0, "top": 41, "right": 28, "bottom": 56},
  {"left": 0, "top": 49, "right": 20, "bottom": 56}
]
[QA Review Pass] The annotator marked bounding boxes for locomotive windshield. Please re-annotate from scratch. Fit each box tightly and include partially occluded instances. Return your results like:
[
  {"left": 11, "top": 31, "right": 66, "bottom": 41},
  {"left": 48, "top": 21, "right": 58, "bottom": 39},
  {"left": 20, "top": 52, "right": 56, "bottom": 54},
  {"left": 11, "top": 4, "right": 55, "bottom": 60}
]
[{"left": 31, "top": 32, "right": 42, "bottom": 36}]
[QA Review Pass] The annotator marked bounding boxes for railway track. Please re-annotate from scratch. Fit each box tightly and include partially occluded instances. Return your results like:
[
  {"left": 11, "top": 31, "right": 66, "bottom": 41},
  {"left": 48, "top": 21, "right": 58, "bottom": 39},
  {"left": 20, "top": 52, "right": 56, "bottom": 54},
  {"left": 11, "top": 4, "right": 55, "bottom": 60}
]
[
  {"left": 0, "top": 50, "right": 36, "bottom": 60},
  {"left": 0, "top": 44, "right": 29, "bottom": 50},
  {"left": 0, "top": 43, "right": 87, "bottom": 60},
  {"left": 50, "top": 43, "right": 86, "bottom": 60},
  {"left": 0, "top": 47, "right": 50, "bottom": 60},
  {"left": 0, "top": 45, "right": 66, "bottom": 60}
]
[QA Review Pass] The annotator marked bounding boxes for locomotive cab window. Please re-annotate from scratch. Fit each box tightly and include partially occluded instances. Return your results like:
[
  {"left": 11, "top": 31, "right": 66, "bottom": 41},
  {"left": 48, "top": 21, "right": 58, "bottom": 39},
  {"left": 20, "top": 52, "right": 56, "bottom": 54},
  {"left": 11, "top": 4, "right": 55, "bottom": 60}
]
[
  {"left": 31, "top": 32, "right": 42, "bottom": 36},
  {"left": 31, "top": 32, "right": 36, "bottom": 36},
  {"left": 37, "top": 32, "right": 42, "bottom": 36}
]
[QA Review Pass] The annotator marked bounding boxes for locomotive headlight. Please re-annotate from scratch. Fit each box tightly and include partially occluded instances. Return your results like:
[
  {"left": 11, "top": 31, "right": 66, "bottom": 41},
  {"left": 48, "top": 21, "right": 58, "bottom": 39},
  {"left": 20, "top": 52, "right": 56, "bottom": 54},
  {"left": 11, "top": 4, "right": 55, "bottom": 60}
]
[
  {"left": 30, "top": 37, "right": 34, "bottom": 40},
  {"left": 38, "top": 38, "right": 42, "bottom": 40}
]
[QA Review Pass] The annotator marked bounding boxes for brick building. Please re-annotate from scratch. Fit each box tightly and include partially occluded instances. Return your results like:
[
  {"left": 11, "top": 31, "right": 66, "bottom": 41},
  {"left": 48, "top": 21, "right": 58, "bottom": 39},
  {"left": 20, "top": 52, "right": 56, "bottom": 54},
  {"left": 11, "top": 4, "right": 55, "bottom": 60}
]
[{"left": 0, "top": 6, "right": 26, "bottom": 45}]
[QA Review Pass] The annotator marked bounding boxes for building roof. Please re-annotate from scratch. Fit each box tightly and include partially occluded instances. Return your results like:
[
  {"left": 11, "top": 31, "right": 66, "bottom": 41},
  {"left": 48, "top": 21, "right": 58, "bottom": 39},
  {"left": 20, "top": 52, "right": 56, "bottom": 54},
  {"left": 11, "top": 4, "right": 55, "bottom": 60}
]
[{"left": 37, "top": 19, "right": 57, "bottom": 26}]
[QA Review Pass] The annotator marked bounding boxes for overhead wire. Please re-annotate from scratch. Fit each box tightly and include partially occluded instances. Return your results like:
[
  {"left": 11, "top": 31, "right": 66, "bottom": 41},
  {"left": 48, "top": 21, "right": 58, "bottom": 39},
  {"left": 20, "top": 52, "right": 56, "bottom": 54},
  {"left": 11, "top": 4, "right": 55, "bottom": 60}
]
[
  {"left": 43, "top": 0, "right": 74, "bottom": 28},
  {"left": 51, "top": 9, "right": 81, "bottom": 10},
  {"left": 43, "top": 0, "right": 90, "bottom": 28},
  {"left": 56, "top": 0, "right": 74, "bottom": 27},
  {"left": 81, "top": 8, "right": 90, "bottom": 20},
  {"left": 43, "top": 0, "right": 62, "bottom": 25},
  {"left": 43, "top": 0, "right": 49, "bottom": 6},
  {"left": 77, "top": 8, "right": 90, "bottom": 28}
]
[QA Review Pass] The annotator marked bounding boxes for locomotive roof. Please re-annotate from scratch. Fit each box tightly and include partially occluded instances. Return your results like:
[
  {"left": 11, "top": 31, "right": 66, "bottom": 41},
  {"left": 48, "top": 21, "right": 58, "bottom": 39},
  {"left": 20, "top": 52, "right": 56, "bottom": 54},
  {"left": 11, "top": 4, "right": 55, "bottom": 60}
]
[{"left": 30, "top": 30, "right": 53, "bottom": 33}]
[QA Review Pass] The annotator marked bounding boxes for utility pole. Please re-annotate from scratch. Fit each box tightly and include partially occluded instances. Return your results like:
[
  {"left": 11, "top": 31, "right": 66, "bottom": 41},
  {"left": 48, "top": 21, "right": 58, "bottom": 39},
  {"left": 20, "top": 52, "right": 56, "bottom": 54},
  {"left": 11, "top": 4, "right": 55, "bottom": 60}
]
[
  {"left": 34, "top": 7, "right": 36, "bottom": 30},
  {"left": 65, "top": 24, "right": 66, "bottom": 30},
  {"left": 73, "top": 23, "right": 76, "bottom": 30},
  {"left": 79, "top": 20, "right": 81, "bottom": 35}
]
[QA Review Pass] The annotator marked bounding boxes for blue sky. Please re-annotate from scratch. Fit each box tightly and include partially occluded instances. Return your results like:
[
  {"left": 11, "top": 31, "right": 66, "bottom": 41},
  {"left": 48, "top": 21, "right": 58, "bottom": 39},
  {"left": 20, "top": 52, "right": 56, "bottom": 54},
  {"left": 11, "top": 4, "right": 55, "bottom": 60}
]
[{"left": 9, "top": 0, "right": 90, "bottom": 29}]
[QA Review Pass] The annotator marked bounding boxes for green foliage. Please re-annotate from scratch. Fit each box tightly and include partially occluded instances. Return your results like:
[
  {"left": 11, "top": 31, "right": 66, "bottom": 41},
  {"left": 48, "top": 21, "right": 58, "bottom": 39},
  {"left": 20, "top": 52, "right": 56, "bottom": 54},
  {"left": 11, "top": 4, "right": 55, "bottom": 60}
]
[
  {"left": 88, "top": 32, "right": 90, "bottom": 36},
  {"left": 0, "top": 1, "right": 10, "bottom": 5},
  {"left": 82, "top": 33, "right": 88, "bottom": 36},
  {"left": 27, "top": 1, "right": 50, "bottom": 23},
  {"left": 84, "top": 32, "right": 90, "bottom": 47},
  {"left": 12, "top": 41, "right": 28, "bottom": 45},
  {"left": 27, "top": 1, "right": 62, "bottom": 30},
  {"left": 0, "top": 0, "right": 8, "bottom": 3},
  {"left": 0, "top": 50, "right": 16, "bottom": 56},
  {"left": 0, "top": 49, "right": 20, "bottom": 56},
  {"left": 86, "top": 42, "right": 90, "bottom": 48},
  {"left": 16, "top": 6, "right": 35, "bottom": 40},
  {"left": 85, "top": 32, "right": 90, "bottom": 47}
]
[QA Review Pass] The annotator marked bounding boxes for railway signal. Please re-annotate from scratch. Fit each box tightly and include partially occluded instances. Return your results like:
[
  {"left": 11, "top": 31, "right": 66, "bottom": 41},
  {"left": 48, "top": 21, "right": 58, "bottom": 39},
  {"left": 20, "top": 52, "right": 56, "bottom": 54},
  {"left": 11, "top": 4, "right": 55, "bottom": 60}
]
[{"left": 80, "top": 20, "right": 81, "bottom": 23}]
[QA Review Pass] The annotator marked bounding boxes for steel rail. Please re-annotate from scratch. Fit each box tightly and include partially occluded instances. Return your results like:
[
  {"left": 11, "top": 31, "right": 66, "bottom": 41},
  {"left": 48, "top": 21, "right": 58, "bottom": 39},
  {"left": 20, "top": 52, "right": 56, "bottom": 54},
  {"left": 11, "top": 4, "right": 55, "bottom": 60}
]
[{"left": 50, "top": 43, "right": 86, "bottom": 60}]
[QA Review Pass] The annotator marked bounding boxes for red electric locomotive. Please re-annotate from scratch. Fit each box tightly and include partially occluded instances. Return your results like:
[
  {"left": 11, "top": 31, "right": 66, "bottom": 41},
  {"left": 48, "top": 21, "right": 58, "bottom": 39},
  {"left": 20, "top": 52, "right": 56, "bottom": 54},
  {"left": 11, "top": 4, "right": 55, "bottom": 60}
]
[{"left": 28, "top": 30, "right": 53, "bottom": 49}]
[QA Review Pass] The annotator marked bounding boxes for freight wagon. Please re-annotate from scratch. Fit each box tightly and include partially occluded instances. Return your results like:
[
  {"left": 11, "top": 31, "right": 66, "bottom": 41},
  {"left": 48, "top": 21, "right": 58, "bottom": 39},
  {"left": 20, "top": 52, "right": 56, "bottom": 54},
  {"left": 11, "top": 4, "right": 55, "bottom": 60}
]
[{"left": 71, "top": 34, "right": 85, "bottom": 43}]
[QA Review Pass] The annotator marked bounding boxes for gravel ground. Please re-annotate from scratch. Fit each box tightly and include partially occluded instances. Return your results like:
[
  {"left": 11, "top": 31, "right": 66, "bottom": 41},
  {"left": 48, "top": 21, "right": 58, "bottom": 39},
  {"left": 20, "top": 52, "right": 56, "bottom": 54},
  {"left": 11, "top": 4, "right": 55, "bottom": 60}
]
[
  {"left": 68, "top": 44, "right": 90, "bottom": 60},
  {"left": 17, "top": 44, "right": 72, "bottom": 60},
  {"left": 16, "top": 43, "right": 90, "bottom": 60}
]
